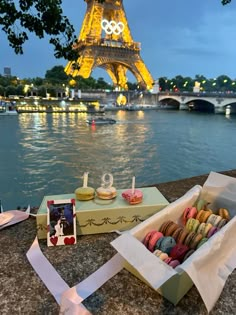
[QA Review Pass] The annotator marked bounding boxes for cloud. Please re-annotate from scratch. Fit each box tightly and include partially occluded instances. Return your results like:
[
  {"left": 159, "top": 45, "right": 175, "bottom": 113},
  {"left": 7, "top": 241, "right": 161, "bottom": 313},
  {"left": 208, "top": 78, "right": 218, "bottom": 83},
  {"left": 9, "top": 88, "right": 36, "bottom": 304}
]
[{"left": 153, "top": 6, "right": 236, "bottom": 78}]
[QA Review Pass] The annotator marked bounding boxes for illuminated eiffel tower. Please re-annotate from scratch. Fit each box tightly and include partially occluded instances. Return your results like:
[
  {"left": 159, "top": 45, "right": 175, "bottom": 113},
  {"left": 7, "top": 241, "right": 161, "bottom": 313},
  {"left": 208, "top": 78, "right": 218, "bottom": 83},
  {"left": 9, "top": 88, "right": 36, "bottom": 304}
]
[{"left": 65, "top": 0, "right": 154, "bottom": 90}]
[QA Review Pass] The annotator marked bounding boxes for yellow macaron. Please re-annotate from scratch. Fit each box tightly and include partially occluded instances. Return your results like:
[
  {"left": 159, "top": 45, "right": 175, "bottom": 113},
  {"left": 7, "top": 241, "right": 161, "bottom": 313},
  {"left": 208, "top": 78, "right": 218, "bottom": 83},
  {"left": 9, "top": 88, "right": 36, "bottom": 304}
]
[{"left": 75, "top": 186, "right": 95, "bottom": 201}]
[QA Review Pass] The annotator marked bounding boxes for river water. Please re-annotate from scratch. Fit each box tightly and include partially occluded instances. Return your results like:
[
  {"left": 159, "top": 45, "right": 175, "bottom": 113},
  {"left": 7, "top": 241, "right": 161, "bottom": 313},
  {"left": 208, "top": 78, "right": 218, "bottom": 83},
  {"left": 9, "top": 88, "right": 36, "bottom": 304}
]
[{"left": 1, "top": 109, "right": 236, "bottom": 209}]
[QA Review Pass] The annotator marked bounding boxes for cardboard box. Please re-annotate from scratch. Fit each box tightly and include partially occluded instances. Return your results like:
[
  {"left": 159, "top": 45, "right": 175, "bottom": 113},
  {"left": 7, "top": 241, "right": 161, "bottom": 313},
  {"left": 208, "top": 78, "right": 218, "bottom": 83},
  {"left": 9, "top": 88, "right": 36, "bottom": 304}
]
[
  {"left": 36, "top": 187, "right": 169, "bottom": 239},
  {"left": 111, "top": 173, "right": 236, "bottom": 310}
]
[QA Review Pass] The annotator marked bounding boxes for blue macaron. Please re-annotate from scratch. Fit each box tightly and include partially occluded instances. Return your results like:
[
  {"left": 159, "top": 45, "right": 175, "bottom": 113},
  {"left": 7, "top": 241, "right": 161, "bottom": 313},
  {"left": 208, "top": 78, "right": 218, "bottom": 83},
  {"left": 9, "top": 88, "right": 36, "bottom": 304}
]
[{"left": 154, "top": 236, "right": 176, "bottom": 255}]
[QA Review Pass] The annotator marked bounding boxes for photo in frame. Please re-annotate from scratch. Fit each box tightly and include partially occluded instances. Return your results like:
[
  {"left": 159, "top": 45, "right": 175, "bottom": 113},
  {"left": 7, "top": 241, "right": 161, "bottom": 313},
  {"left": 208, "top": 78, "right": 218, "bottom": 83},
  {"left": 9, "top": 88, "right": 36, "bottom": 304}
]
[{"left": 47, "top": 198, "right": 77, "bottom": 247}]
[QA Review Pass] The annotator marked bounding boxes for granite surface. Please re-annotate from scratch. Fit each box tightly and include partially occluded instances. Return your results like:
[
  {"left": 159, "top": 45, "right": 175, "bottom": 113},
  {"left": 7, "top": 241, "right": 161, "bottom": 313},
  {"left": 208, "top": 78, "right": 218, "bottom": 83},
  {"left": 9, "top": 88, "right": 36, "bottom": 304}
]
[{"left": 1, "top": 170, "right": 236, "bottom": 315}]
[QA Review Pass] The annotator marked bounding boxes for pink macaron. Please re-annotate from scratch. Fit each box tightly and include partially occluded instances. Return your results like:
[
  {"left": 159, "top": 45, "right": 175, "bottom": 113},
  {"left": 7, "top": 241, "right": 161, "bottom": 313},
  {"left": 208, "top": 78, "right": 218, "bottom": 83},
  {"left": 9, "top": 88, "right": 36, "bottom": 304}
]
[
  {"left": 122, "top": 189, "right": 143, "bottom": 205},
  {"left": 182, "top": 206, "right": 198, "bottom": 225},
  {"left": 143, "top": 230, "right": 164, "bottom": 252}
]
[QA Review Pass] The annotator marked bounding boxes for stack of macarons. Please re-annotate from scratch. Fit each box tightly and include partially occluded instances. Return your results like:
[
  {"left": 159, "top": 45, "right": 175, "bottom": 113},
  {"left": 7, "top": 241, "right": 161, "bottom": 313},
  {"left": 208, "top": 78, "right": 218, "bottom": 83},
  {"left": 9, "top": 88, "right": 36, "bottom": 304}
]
[
  {"left": 142, "top": 203, "right": 231, "bottom": 268},
  {"left": 143, "top": 227, "right": 196, "bottom": 268},
  {"left": 158, "top": 220, "right": 204, "bottom": 250},
  {"left": 183, "top": 205, "right": 231, "bottom": 237}
]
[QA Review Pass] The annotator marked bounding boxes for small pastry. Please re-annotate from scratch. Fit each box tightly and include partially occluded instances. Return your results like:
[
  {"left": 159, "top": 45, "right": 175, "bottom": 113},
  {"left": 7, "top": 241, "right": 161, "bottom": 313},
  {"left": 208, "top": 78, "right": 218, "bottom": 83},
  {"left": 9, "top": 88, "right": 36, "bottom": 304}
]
[
  {"left": 154, "top": 236, "right": 176, "bottom": 255},
  {"left": 159, "top": 220, "right": 179, "bottom": 236},
  {"left": 185, "top": 218, "right": 200, "bottom": 233},
  {"left": 206, "top": 214, "right": 222, "bottom": 227},
  {"left": 184, "top": 231, "right": 203, "bottom": 250},
  {"left": 122, "top": 189, "right": 143, "bottom": 205},
  {"left": 182, "top": 206, "right": 197, "bottom": 225},
  {"left": 96, "top": 173, "right": 117, "bottom": 200},
  {"left": 153, "top": 249, "right": 169, "bottom": 261},
  {"left": 169, "top": 244, "right": 189, "bottom": 263},
  {"left": 197, "top": 222, "right": 212, "bottom": 237},
  {"left": 75, "top": 187, "right": 95, "bottom": 201},
  {"left": 74, "top": 172, "right": 95, "bottom": 201},
  {"left": 122, "top": 176, "right": 143, "bottom": 205},
  {"left": 207, "top": 226, "right": 219, "bottom": 238},
  {"left": 218, "top": 208, "right": 230, "bottom": 221},
  {"left": 168, "top": 259, "right": 180, "bottom": 269},
  {"left": 143, "top": 230, "right": 163, "bottom": 252}
]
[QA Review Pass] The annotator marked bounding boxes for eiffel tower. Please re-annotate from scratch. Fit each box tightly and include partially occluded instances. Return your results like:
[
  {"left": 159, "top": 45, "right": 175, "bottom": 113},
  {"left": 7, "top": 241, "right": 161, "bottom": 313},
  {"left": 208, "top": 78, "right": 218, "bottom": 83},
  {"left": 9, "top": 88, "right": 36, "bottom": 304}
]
[{"left": 64, "top": 0, "right": 154, "bottom": 90}]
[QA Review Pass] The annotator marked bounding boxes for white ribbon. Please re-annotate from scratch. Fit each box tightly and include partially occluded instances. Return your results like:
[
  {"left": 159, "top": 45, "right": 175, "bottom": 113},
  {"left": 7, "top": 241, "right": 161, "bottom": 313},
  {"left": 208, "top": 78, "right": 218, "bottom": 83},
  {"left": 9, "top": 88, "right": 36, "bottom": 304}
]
[
  {"left": 1, "top": 209, "right": 126, "bottom": 314},
  {"left": 26, "top": 238, "right": 124, "bottom": 314}
]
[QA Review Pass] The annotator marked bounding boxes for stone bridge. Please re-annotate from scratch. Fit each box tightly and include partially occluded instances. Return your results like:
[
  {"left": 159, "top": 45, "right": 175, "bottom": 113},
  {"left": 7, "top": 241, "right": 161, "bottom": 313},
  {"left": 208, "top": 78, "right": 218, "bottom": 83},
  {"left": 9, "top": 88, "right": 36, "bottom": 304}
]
[{"left": 158, "top": 92, "right": 236, "bottom": 114}]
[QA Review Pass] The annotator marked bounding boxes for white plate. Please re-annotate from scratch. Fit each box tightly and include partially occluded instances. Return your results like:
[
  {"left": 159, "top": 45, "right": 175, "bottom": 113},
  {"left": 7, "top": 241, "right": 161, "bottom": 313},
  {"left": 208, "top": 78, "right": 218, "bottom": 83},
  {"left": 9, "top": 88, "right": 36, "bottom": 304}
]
[{"left": 0, "top": 212, "right": 14, "bottom": 226}]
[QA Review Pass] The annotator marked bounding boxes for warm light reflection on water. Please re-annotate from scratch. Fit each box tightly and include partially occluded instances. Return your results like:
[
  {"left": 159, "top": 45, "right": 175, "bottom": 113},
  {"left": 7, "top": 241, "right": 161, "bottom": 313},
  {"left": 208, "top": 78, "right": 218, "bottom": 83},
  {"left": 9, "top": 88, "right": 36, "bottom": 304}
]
[{"left": 1, "top": 110, "right": 236, "bottom": 208}]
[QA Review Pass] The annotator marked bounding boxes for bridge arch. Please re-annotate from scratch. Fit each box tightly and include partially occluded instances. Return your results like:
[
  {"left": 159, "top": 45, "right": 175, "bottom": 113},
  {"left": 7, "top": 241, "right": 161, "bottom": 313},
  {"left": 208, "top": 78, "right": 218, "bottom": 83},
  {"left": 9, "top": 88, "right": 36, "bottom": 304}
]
[
  {"left": 159, "top": 97, "right": 180, "bottom": 109},
  {"left": 186, "top": 99, "right": 215, "bottom": 112}
]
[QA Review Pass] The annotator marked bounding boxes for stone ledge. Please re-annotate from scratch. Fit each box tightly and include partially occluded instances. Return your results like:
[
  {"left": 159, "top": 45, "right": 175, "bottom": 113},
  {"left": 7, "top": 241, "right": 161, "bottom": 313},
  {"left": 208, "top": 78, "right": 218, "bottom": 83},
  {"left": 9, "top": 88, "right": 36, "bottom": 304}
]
[{"left": 1, "top": 170, "right": 236, "bottom": 314}]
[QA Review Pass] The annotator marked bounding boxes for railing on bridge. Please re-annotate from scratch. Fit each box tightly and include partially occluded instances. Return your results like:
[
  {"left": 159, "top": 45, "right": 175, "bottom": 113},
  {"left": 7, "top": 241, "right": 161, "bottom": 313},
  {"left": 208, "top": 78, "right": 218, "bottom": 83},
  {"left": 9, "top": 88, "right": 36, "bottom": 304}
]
[{"left": 158, "top": 91, "right": 236, "bottom": 98}]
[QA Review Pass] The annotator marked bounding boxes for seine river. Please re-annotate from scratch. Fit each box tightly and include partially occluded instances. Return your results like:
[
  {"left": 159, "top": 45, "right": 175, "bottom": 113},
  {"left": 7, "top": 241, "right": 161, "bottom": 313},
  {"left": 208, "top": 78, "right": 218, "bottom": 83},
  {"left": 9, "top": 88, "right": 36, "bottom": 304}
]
[{"left": 1, "top": 109, "right": 236, "bottom": 209}]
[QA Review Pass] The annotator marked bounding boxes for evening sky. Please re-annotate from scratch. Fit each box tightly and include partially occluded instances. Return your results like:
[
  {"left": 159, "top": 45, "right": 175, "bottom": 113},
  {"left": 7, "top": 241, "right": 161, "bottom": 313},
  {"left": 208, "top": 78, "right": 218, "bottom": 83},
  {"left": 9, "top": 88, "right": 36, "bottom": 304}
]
[{"left": 1, "top": 0, "right": 236, "bottom": 81}]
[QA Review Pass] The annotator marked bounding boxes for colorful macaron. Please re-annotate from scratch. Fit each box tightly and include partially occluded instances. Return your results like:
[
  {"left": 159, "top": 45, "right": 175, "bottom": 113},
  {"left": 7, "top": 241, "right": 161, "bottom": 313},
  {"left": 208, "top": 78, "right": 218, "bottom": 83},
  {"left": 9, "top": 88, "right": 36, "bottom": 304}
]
[
  {"left": 154, "top": 236, "right": 176, "bottom": 255},
  {"left": 196, "top": 209, "right": 212, "bottom": 223},
  {"left": 153, "top": 249, "right": 169, "bottom": 261},
  {"left": 207, "top": 226, "right": 219, "bottom": 238},
  {"left": 159, "top": 220, "right": 180, "bottom": 236},
  {"left": 185, "top": 218, "right": 200, "bottom": 233},
  {"left": 74, "top": 186, "right": 95, "bottom": 201},
  {"left": 184, "top": 231, "right": 203, "bottom": 250},
  {"left": 182, "top": 206, "right": 198, "bottom": 225},
  {"left": 218, "top": 208, "right": 230, "bottom": 221},
  {"left": 195, "top": 198, "right": 209, "bottom": 211},
  {"left": 197, "top": 222, "right": 213, "bottom": 237},
  {"left": 168, "top": 259, "right": 180, "bottom": 269},
  {"left": 122, "top": 189, "right": 143, "bottom": 205},
  {"left": 169, "top": 244, "right": 189, "bottom": 263},
  {"left": 163, "top": 256, "right": 180, "bottom": 268},
  {"left": 143, "top": 230, "right": 164, "bottom": 252},
  {"left": 172, "top": 227, "right": 189, "bottom": 245},
  {"left": 206, "top": 214, "right": 223, "bottom": 227},
  {"left": 217, "top": 218, "right": 228, "bottom": 229}
]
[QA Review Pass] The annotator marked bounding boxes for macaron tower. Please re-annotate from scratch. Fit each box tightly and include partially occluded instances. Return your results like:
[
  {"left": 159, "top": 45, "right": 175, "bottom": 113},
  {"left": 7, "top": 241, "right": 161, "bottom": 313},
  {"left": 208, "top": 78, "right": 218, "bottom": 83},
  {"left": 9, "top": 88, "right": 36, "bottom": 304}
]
[
  {"left": 96, "top": 173, "right": 117, "bottom": 200},
  {"left": 74, "top": 172, "right": 95, "bottom": 201},
  {"left": 122, "top": 176, "right": 143, "bottom": 205}
]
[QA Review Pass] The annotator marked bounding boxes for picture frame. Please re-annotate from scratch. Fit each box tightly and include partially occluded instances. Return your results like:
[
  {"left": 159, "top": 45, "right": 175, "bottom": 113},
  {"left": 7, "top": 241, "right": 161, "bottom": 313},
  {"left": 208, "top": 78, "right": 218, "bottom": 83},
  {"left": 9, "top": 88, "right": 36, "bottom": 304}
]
[{"left": 47, "top": 198, "right": 77, "bottom": 246}]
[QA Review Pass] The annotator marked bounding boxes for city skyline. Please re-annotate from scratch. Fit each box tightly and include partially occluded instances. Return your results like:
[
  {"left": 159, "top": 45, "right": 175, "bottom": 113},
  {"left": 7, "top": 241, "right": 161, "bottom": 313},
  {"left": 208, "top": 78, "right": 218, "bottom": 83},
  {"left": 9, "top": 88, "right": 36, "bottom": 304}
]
[{"left": 1, "top": 0, "right": 236, "bottom": 81}]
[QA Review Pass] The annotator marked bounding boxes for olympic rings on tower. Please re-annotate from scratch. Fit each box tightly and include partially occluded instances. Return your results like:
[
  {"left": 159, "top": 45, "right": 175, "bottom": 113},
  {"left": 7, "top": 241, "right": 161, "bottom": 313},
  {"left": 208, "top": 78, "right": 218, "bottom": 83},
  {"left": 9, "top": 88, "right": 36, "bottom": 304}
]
[{"left": 101, "top": 19, "right": 125, "bottom": 35}]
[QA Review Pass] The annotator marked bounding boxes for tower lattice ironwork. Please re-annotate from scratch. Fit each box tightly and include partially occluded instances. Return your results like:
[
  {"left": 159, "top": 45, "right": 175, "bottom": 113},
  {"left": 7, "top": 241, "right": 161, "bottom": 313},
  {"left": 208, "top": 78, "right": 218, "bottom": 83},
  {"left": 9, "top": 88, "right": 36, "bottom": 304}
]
[{"left": 64, "top": 0, "right": 154, "bottom": 90}]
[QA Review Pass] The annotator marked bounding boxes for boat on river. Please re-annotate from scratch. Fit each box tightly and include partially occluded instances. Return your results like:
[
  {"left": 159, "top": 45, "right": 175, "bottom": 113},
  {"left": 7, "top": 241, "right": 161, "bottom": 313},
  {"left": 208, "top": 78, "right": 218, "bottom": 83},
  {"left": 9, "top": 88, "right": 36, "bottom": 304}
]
[
  {"left": 86, "top": 117, "right": 116, "bottom": 125},
  {"left": 15, "top": 99, "right": 105, "bottom": 114},
  {"left": 124, "top": 104, "right": 158, "bottom": 111},
  {"left": 0, "top": 102, "right": 18, "bottom": 116}
]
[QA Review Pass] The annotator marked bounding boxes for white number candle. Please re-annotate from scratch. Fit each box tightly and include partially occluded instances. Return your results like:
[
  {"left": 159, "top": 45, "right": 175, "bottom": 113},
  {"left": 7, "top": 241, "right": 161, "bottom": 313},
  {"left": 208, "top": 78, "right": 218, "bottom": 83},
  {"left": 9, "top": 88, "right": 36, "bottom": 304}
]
[
  {"left": 83, "top": 172, "right": 88, "bottom": 188},
  {"left": 131, "top": 176, "right": 135, "bottom": 194}
]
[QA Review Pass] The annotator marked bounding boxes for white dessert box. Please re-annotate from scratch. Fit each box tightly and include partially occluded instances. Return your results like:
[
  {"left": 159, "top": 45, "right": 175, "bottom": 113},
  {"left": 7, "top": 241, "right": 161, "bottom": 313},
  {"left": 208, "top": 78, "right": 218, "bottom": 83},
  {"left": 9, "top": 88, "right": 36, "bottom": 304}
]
[{"left": 111, "top": 172, "right": 236, "bottom": 311}]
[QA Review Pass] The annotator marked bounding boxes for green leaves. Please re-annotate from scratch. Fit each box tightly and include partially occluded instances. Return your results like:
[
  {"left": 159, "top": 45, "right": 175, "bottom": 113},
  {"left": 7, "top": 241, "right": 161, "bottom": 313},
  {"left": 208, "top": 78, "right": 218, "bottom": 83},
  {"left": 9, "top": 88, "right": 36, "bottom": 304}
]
[
  {"left": 0, "top": 0, "right": 77, "bottom": 60},
  {"left": 221, "top": 0, "right": 231, "bottom": 5}
]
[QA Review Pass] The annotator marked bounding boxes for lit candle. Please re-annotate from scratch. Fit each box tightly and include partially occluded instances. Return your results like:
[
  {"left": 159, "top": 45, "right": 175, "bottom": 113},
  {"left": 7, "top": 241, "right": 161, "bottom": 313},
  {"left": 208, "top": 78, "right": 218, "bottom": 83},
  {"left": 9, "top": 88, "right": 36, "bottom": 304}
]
[
  {"left": 131, "top": 176, "right": 135, "bottom": 194},
  {"left": 83, "top": 172, "right": 88, "bottom": 188}
]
